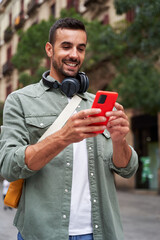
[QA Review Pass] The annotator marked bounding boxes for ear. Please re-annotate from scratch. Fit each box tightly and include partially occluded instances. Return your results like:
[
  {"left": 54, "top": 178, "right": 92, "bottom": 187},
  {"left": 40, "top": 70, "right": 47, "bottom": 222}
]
[{"left": 45, "top": 42, "right": 53, "bottom": 57}]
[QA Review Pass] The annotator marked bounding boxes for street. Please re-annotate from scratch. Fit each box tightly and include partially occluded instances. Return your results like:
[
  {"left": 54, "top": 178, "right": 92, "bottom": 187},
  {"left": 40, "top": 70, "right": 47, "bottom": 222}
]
[
  {"left": 0, "top": 182, "right": 17, "bottom": 240},
  {"left": 118, "top": 190, "right": 160, "bottom": 240},
  {"left": 0, "top": 182, "right": 160, "bottom": 240}
]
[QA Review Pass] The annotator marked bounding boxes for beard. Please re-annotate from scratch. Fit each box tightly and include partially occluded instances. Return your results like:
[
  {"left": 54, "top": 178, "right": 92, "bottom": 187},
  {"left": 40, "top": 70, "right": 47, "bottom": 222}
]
[{"left": 52, "top": 57, "right": 81, "bottom": 78}]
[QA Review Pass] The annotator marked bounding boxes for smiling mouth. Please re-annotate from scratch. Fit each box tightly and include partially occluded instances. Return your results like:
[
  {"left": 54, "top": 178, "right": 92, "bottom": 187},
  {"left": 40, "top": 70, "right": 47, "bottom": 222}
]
[
  {"left": 63, "top": 60, "right": 79, "bottom": 68},
  {"left": 66, "top": 63, "right": 78, "bottom": 67}
]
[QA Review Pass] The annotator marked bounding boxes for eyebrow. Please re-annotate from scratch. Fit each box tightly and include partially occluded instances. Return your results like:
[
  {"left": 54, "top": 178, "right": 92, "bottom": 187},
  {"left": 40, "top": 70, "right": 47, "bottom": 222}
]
[{"left": 61, "top": 41, "right": 86, "bottom": 48}]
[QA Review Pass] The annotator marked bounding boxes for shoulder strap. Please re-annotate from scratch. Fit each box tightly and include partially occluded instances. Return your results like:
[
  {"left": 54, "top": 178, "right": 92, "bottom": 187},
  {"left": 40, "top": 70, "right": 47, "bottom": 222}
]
[{"left": 38, "top": 95, "right": 82, "bottom": 142}]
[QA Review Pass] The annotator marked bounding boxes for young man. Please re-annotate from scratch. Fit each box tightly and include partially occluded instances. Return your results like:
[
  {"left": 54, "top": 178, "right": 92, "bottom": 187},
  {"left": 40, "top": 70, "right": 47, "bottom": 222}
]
[{"left": 0, "top": 18, "right": 138, "bottom": 240}]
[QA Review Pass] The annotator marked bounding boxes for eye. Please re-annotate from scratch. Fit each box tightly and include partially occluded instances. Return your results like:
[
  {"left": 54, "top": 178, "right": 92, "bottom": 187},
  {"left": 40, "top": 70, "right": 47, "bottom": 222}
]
[
  {"left": 61, "top": 42, "right": 72, "bottom": 50},
  {"left": 78, "top": 44, "right": 86, "bottom": 52},
  {"left": 78, "top": 47, "right": 85, "bottom": 52},
  {"left": 63, "top": 46, "right": 70, "bottom": 50}
]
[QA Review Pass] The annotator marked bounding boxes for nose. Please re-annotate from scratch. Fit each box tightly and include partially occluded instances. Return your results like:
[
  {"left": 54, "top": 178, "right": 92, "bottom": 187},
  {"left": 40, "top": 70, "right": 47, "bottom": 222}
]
[{"left": 69, "top": 47, "right": 78, "bottom": 59}]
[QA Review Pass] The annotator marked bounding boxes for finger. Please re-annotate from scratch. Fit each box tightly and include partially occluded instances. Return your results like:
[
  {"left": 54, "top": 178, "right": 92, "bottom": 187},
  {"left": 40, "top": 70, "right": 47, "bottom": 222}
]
[
  {"left": 107, "top": 118, "right": 129, "bottom": 128},
  {"left": 107, "top": 125, "right": 129, "bottom": 133},
  {"left": 83, "top": 124, "right": 106, "bottom": 133},
  {"left": 106, "top": 110, "right": 128, "bottom": 120},
  {"left": 72, "top": 108, "right": 101, "bottom": 120},
  {"left": 72, "top": 116, "right": 107, "bottom": 129},
  {"left": 114, "top": 102, "right": 124, "bottom": 111},
  {"left": 107, "top": 116, "right": 117, "bottom": 122},
  {"left": 66, "top": 124, "right": 106, "bottom": 139}
]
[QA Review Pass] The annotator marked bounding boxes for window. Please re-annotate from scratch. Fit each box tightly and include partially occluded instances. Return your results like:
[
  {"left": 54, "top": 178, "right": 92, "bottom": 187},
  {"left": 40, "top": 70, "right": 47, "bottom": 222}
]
[
  {"left": 126, "top": 9, "right": 135, "bottom": 22},
  {"left": 51, "top": 3, "right": 55, "bottom": 17},
  {"left": 103, "top": 14, "right": 109, "bottom": 25},
  {"left": 2, "top": 46, "right": 13, "bottom": 75},
  {"left": 7, "top": 46, "right": 12, "bottom": 61},
  {"left": 9, "top": 12, "right": 12, "bottom": 26},
  {"left": 21, "top": 0, "right": 24, "bottom": 11},
  {"left": 67, "top": 0, "right": 79, "bottom": 12}
]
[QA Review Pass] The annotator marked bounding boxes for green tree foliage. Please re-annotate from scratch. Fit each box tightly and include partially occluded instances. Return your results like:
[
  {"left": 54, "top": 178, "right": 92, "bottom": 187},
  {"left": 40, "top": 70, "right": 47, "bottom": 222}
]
[
  {"left": 18, "top": 66, "right": 47, "bottom": 88},
  {"left": 110, "top": 58, "right": 160, "bottom": 114},
  {"left": 114, "top": 0, "right": 160, "bottom": 58},
  {"left": 109, "top": 0, "right": 160, "bottom": 114},
  {"left": 12, "top": 16, "right": 55, "bottom": 72}
]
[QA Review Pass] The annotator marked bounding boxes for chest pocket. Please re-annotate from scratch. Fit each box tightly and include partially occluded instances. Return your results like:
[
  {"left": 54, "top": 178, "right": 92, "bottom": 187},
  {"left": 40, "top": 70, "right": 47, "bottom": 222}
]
[
  {"left": 25, "top": 115, "right": 57, "bottom": 144},
  {"left": 96, "top": 129, "right": 113, "bottom": 162}
]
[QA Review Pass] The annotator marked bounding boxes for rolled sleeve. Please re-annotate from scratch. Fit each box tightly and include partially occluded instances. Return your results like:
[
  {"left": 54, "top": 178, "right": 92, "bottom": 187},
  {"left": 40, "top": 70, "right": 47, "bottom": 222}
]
[
  {"left": 109, "top": 146, "right": 139, "bottom": 178},
  {"left": 13, "top": 146, "right": 36, "bottom": 178},
  {"left": 0, "top": 93, "right": 37, "bottom": 181}
]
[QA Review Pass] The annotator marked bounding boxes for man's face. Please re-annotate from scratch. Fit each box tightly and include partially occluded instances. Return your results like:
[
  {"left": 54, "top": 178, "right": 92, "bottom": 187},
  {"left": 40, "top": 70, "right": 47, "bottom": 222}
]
[{"left": 51, "top": 28, "right": 87, "bottom": 82}]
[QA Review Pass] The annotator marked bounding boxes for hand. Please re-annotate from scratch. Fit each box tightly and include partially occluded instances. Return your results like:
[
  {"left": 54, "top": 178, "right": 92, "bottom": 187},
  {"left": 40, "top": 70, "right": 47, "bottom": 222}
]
[
  {"left": 106, "top": 102, "right": 129, "bottom": 143},
  {"left": 60, "top": 108, "right": 107, "bottom": 144}
]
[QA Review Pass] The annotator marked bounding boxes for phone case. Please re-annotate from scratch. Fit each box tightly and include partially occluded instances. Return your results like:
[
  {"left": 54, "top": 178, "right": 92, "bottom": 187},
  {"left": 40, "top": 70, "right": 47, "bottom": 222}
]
[{"left": 90, "top": 90, "right": 118, "bottom": 133}]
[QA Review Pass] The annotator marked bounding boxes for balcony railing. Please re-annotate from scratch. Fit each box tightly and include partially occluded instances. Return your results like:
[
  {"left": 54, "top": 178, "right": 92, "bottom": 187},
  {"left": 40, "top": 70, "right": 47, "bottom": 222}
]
[
  {"left": 2, "top": 61, "right": 13, "bottom": 76},
  {"left": 27, "top": 0, "right": 39, "bottom": 15},
  {"left": 14, "top": 10, "right": 25, "bottom": 30},
  {"left": 4, "top": 26, "right": 13, "bottom": 42}
]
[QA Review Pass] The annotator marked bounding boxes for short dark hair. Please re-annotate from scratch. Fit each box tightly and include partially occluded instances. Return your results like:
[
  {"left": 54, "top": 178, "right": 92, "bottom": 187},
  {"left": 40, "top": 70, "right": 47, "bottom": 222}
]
[{"left": 49, "top": 17, "right": 86, "bottom": 44}]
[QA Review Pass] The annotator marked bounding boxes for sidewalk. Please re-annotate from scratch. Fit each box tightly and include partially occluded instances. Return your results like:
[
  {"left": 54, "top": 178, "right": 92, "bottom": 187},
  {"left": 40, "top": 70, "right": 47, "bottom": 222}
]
[
  {"left": 0, "top": 182, "right": 17, "bottom": 240},
  {"left": 118, "top": 190, "right": 160, "bottom": 240},
  {"left": 0, "top": 181, "right": 160, "bottom": 240}
]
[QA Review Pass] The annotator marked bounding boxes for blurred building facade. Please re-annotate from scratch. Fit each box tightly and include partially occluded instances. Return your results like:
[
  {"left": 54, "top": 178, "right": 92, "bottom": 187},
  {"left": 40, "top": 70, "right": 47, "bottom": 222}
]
[{"left": 0, "top": 0, "right": 159, "bottom": 192}]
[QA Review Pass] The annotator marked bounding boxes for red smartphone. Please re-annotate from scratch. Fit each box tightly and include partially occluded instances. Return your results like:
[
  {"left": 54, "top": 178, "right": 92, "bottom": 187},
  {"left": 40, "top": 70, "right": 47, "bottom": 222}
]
[{"left": 90, "top": 90, "right": 118, "bottom": 133}]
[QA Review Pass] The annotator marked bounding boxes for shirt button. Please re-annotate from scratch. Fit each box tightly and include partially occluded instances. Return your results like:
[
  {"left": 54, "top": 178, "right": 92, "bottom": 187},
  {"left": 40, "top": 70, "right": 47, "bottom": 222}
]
[
  {"left": 65, "top": 189, "right": 68, "bottom": 193},
  {"left": 40, "top": 123, "right": 44, "bottom": 126},
  {"left": 91, "top": 172, "right": 94, "bottom": 176},
  {"left": 95, "top": 225, "right": 99, "bottom": 229},
  {"left": 89, "top": 147, "right": 92, "bottom": 150},
  {"left": 93, "top": 199, "right": 97, "bottom": 203},
  {"left": 67, "top": 162, "right": 70, "bottom": 166},
  {"left": 63, "top": 215, "right": 66, "bottom": 219}
]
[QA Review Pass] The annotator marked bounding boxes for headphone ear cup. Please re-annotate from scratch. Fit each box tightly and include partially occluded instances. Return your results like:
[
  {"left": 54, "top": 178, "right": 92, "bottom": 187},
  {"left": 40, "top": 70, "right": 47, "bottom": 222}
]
[
  {"left": 77, "top": 72, "right": 89, "bottom": 93},
  {"left": 61, "top": 78, "right": 80, "bottom": 98}
]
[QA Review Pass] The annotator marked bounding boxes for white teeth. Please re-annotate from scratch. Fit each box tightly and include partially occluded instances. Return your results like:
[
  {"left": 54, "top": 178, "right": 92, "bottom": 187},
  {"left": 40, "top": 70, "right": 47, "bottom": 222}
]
[{"left": 66, "top": 63, "right": 77, "bottom": 67}]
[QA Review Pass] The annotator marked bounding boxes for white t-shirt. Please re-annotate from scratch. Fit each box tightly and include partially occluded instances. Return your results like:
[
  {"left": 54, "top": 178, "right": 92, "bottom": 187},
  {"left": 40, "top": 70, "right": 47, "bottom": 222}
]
[
  {"left": 3, "top": 179, "right": 10, "bottom": 195},
  {"left": 69, "top": 139, "right": 93, "bottom": 235}
]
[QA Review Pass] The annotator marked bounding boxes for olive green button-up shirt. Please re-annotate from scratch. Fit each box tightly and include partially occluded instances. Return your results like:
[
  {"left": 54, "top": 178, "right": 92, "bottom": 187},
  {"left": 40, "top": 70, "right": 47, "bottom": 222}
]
[{"left": 0, "top": 80, "right": 138, "bottom": 240}]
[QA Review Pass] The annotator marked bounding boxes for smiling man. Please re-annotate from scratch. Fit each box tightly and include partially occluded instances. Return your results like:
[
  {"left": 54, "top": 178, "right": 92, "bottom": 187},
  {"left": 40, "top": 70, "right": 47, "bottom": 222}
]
[{"left": 0, "top": 18, "right": 138, "bottom": 240}]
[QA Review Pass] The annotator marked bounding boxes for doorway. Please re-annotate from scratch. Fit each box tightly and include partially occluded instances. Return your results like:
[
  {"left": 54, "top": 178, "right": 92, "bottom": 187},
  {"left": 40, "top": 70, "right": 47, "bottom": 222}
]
[{"left": 131, "top": 114, "right": 159, "bottom": 189}]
